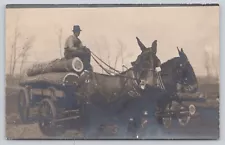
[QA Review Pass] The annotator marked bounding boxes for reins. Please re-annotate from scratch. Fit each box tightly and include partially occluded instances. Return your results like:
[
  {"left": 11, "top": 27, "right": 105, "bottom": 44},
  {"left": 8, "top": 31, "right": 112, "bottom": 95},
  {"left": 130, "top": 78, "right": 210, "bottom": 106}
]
[
  {"left": 90, "top": 50, "right": 156, "bottom": 84},
  {"left": 90, "top": 51, "right": 121, "bottom": 74}
]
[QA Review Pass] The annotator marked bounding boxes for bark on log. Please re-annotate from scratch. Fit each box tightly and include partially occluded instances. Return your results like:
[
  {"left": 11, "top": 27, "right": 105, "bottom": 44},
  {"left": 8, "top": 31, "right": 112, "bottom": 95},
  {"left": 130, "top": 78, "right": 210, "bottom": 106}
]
[
  {"left": 26, "top": 57, "right": 84, "bottom": 77},
  {"left": 182, "top": 100, "right": 219, "bottom": 108},
  {"left": 178, "top": 92, "right": 205, "bottom": 99},
  {"left": 20, "top": 72, "right": 79, "bottom": 87}
]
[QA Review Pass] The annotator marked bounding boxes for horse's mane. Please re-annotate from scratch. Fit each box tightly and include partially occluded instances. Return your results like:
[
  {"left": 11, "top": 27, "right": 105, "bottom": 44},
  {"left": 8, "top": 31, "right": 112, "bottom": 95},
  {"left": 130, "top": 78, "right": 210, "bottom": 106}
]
[
  {"left": 161, "top": 57, "right": 179, "bottom": 70},
  {"left": 119, "top": 67, "right": 133, "bottom": 75},
  {"left": 91, "top": 67, "right": 133, "bottom": 77}
]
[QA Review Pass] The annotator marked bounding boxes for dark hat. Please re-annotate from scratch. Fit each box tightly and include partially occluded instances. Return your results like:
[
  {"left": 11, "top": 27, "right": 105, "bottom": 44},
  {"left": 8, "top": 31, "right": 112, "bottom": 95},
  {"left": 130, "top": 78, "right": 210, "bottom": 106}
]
[{"left": 72, "top": 25, "right": 82, "bottom": 32}]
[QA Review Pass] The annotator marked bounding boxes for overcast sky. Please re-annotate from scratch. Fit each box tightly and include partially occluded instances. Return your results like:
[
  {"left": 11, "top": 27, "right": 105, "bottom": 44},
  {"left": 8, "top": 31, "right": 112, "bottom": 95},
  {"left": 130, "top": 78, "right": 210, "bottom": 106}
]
[{"left": 5, "top": 6, "right": 219, "bottom": 76}]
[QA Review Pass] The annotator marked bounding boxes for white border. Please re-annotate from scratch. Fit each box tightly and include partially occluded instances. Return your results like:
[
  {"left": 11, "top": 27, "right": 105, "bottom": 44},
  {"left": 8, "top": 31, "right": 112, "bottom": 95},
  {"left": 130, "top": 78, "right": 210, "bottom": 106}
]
[{"left": 0, "top": 0, "right": 223, "bottom": 145}]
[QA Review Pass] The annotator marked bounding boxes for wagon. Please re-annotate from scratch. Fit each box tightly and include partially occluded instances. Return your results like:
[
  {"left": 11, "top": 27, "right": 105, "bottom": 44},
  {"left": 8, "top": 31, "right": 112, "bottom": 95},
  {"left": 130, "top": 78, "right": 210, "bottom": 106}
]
[
  {"left": 17, "top": 57, "right": 91, "bottom": 136},
  {"left": 154, "top": 92, "right": 219, "bottom": 129}
]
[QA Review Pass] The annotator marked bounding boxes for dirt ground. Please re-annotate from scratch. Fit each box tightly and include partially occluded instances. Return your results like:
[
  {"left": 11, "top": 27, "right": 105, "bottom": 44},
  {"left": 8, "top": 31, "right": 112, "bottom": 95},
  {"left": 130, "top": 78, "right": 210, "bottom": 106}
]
[{"left": 5, "top": 83, "right": 219, "bottom": 140}]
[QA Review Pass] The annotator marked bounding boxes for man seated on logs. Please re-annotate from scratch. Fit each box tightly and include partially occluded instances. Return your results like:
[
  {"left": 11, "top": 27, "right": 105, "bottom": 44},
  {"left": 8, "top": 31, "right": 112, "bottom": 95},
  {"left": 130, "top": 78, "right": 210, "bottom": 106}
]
[
  {"left": 64, "top": 25, "right": 92, "bottom": 71},
  {"left": 64, "top": 25, "right": 93, "bottom": 90}
]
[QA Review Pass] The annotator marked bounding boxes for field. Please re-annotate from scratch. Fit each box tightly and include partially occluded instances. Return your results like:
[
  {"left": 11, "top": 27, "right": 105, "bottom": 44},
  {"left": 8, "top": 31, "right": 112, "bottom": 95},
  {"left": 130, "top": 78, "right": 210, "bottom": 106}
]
[{"left": 5, "top": 76, "right": 219, "bottom": 140}]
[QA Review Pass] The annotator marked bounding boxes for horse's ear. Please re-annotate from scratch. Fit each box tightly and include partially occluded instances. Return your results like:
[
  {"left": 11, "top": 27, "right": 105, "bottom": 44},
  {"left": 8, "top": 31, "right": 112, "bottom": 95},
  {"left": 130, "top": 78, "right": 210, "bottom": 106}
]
[
  {"left": 152, "top": 40, "right": 157, "bottom": 54},
  {"left": 136, "top": 37, "right": 147, "bottom": 52},
  {"left": 180, "top": 48, "right": 188, "bottom": 60},
  {"left": 181, "top": 48, "right": 184, "bottom": 53},
  {"left": 177, "top": 47, "right": 181, "bottom": 55}
]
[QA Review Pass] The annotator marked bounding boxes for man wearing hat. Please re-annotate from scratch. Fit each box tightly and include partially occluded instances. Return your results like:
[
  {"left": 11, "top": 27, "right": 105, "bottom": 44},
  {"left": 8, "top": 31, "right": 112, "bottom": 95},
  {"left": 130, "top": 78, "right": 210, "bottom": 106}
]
[
  {"left": 64, "top": 25, "right": 92, "bottom": 70},
  {"left": 64, "top": 25, "right": 86, "bottom": 58}
]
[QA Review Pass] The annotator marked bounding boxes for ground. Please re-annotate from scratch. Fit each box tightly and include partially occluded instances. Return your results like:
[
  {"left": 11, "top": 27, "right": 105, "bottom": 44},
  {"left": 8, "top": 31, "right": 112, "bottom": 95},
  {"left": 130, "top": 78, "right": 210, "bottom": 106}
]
[{"left": 5, "top": 77, "right": 220, "bottom": 140}]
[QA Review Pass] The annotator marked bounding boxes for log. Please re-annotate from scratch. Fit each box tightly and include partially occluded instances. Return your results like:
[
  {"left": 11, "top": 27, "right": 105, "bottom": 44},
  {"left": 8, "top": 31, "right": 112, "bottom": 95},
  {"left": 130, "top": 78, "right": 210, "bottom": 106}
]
[
  {"left": 178, "top": 92, "right": 205, "bottom": 99},
  {"left": 178, "top": 92, "right": 219, "bottom": 102},
  {"left": 182, "top": 99, "right": 219, "bottom": 109},
  {"left": 26, "top": 57, "right": 84, "bottom": 76},
  {"left": 31, "top": 88, "right": 65, "bottom": 97},
  {"left": 19, "top": 72, "right": 80, "bottom": 87}
]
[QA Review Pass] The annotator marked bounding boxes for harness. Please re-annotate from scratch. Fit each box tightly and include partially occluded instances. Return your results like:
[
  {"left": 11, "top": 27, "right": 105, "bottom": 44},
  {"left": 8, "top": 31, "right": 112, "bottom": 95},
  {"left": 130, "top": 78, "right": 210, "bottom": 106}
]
[
  {"left": 156, "top": 72, "right": 166, "bottom": 90},
  {"left": 88, "top": 51, "right": 157, "bottom": 98},
  {"left": 79, "top": 50, "right": 167, "bottom": 102}
]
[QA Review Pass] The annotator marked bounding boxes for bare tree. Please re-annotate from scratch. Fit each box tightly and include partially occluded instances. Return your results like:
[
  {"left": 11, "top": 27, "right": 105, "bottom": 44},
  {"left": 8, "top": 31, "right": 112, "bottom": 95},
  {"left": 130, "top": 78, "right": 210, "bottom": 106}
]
[
  {"left": 19, "top": 37, "right": 35, "bottom": 77},
  {"left": 101, "top": 38, "right": 111, "bottom": 67},
  {"left": 114, "top": 50, "right": 120, "bottom": 71},
  {"left": 211, "top": 51, "right": 220, "bottom": 81},
  {"left": 93, "top": 40, "right": 104, "bottom": 73},
  {"left": 9, "top": 25, "right": 20, "bottom": 75},
  {"left": 204, "top": 45, "right": 220, "bottom": 83},
  {"left": 204, "top": 49, "right": 212, "bottom": 80},
  {"left": 56, "top": 27, "right": 63, "bottom": 58},
  {"left": 8, "top": 21, "right": 35, "bottom": 77},
  {"left": 98, "top": 37, "right": 113, "bottom": 74},
  {"left": 117, "top": 39, "right": 127, "bottom": 71}
]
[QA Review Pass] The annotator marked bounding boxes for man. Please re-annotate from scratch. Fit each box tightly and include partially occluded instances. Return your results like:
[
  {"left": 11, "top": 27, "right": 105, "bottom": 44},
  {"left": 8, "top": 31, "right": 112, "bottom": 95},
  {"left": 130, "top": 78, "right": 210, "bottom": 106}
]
[{"left": 64, "top": 25, "right": 92, "bottom": 70}]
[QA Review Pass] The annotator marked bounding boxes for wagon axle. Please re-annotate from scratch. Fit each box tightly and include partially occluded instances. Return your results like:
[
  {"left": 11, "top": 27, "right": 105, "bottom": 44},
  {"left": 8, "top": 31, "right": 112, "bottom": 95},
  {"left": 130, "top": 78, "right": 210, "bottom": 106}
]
[
  {"left": 52, "top": 116, "right": 80, "bottom": 123},
  {"left": 155, "top": 110, "right": 190, "bottom": 118}
]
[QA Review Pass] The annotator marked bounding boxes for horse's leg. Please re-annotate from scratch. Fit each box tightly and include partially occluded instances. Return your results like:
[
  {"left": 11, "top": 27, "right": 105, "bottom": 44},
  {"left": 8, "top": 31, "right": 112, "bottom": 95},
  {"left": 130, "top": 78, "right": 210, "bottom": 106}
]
[
  {"left": 154, "top": 90, "right": 174, "bottom": 132},
  {"left": 123, "top": 97, "right": 149, "bottom": 139},
  {"left": 81, "top": 100, "right": 106, "bottom": 139}
]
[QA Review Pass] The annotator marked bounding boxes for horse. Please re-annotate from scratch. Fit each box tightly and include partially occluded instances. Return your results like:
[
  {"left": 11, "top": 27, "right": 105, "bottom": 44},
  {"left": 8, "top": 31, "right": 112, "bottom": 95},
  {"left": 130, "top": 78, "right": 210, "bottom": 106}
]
[
  {"left": 76, "top": 37, "right": 161, "bottom": 138},
  {"left": 125, "top": 44, "right": 198, "bottom": 138},
  {"left": 153, "top": 47, "right": 198, "bottom": 112},
  {"left": 132, "top": 47, "right": 199, "bottom": 138}
]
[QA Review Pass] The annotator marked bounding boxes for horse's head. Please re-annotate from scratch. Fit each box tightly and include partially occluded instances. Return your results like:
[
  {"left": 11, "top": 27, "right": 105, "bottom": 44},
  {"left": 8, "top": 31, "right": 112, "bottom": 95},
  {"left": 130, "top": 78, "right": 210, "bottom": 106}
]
[
  {"left": 175, "top": 47, "right": 198, "bottom": 93},
  {"left": 131, "top": 37, "right": 156, "bottom": 88}
]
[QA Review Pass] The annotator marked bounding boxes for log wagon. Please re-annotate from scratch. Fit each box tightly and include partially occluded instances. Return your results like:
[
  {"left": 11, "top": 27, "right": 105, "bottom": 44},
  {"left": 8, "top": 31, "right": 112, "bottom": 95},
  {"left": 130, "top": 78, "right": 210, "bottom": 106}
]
[{"left": 17, "top": 57, "right": 90, "bottom": 136}]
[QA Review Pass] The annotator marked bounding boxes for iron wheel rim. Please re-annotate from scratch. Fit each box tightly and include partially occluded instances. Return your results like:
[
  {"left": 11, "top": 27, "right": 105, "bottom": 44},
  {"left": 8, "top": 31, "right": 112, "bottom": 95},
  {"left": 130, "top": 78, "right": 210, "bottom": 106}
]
[
  {"left": 18, "top": 90, "right": 29, "bottom": 122},
  {"left": 38, "top": 101, "right": 55, "bottom": 134}
]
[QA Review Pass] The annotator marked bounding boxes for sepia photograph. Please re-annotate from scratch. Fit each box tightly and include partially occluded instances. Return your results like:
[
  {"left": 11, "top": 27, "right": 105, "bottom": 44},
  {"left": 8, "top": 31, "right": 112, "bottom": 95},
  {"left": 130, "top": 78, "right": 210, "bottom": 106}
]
[{"left": 5, "top": 4, "right": 219, "bottom": 140}]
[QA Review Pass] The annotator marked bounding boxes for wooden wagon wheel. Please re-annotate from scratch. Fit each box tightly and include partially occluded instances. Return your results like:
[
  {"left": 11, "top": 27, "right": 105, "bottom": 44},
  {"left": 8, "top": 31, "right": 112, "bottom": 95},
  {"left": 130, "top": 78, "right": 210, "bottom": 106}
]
[
  {"left": 47, "top": 87, "right": 57, "bottom": 101},
  {"left": 156, "top": 104, "right": 172, "bottom": 129},
  {"left": 177, "top": 105, "right": 194, "bottom": 127},
  {"left": 177, "top": 114, "right": 191, "bottom": 127},
  {"left": 18, "top": 87, "right": 31, "bottom": 123},
  {"left": 162, "top": 104, "right": 172, "bottom": 128},
  {"left": 38, "top": 98, "right": 65, "bottom": 136}
]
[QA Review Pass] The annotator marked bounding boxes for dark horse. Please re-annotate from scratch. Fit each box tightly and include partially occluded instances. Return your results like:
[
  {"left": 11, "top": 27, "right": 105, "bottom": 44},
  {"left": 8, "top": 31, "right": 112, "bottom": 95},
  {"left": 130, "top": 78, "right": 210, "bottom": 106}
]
[
  {"left": 124, "top": 41, "right": 198, "bottom": 138},
  {"left": 75, "top": 37, "right": 163, "bottom": 138},
  {"left": 77, "top": 37, "right": 159, "bottom": 110},
  {"left": 132, "top": 47, "right": 199, "bottom": 138},
  {"left": 153, "top": 47, "right": 198, "bottom": 112}
]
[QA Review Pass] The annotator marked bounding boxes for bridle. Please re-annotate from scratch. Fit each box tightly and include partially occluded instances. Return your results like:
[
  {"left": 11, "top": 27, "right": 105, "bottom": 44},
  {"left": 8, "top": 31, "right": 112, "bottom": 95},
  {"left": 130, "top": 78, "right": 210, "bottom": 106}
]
[{"left": 175, "top": 59, "right": 194, "bottom": 90}]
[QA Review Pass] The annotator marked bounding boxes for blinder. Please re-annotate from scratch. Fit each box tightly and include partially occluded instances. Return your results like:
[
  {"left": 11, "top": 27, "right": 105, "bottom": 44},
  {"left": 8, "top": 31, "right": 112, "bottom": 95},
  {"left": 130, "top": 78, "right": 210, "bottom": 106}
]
[{"left": 176, "top": 59, "right": 190, "bottom": 83}]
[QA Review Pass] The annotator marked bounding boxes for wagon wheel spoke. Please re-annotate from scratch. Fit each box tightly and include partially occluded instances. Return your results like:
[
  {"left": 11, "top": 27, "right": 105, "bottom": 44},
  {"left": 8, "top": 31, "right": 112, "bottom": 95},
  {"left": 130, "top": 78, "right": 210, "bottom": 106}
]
[
  {"left": 42, "top": 103, "right": 53, "bottom": 120},
  {"left": 178, "top": 115, "right": 190, "bottom": 126},
  {"left": 38, "top": 98, "right": 65, "bottom": 137},
  {"left": 162, "top": 104, "right": 172, "bottom": 128},
  {"left": 18, "top": 88, "right": 30, "bottom": 123}
]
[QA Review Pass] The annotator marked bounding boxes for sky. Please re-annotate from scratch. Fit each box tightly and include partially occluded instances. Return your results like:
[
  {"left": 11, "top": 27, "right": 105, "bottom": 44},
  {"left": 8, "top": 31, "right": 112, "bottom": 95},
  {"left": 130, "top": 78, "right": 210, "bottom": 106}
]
[{"left": 5, "top": 6, "right": 219, "bottom": 76}]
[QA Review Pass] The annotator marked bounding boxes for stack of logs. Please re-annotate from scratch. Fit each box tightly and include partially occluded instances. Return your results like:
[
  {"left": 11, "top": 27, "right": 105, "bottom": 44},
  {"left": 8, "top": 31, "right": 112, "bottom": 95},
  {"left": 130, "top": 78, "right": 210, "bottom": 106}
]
[{"left": 19, "top": 57, "right": 84, "bottom": 87}]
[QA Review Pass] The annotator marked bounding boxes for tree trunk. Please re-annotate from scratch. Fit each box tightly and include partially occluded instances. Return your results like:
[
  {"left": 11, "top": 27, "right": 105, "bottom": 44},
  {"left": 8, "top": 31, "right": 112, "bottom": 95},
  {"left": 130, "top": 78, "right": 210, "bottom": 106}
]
[
  {"left": 26, "top": 57, "right": 84, "bottom": 76},
  {"left": 20, "top": 72, "right": 79, "bottom": 87}
]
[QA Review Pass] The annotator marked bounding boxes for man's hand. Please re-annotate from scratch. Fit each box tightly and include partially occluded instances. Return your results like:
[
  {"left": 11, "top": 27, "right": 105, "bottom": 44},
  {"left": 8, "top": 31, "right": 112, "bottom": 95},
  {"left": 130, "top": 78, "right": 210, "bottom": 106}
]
[{"left": 155, "top": 67, "right": 161, "bottom": 72}]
